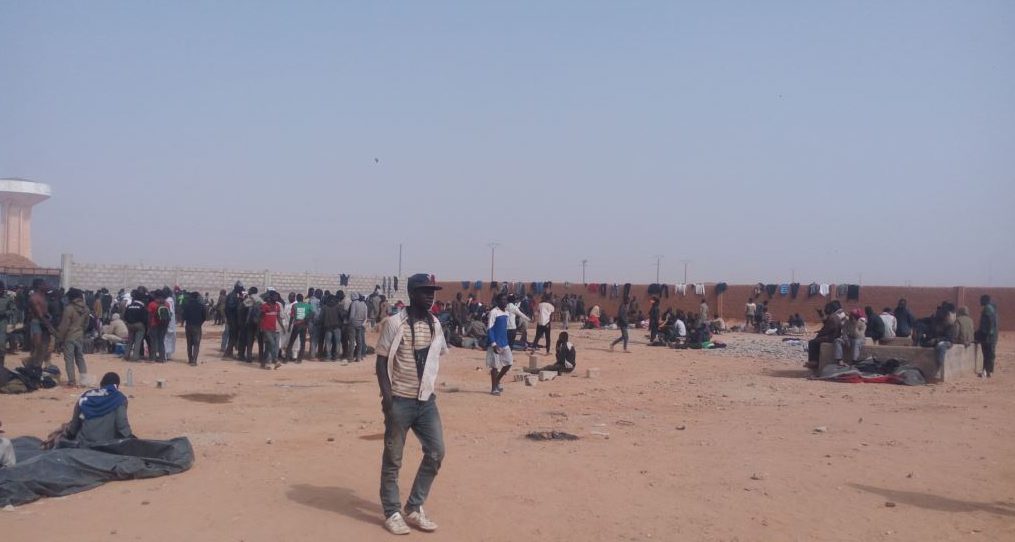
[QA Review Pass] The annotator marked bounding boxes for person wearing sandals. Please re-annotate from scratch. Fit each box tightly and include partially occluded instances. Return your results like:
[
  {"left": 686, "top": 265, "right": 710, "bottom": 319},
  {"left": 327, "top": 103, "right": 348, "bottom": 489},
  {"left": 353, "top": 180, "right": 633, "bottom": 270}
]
[
  {"left": 486, "top": 293, "right": 513, "bottom": 396},
  {"left": 375, "top": 274, "right": 447, "bottom": 535}
]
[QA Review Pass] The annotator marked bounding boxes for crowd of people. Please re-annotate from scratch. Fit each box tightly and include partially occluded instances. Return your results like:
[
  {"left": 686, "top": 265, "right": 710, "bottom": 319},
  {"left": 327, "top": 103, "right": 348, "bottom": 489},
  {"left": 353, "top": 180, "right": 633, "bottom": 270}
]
[{"left": 806, "top": 296, "right": 999, "bottom": 378}]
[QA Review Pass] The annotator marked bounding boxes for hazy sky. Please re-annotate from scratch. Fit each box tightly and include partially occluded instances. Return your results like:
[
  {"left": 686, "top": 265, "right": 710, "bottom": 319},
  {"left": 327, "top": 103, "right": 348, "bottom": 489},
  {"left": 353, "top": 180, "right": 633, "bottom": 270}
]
[{"left": 2, "top": 1, "right": 1013, "bottom": 286}]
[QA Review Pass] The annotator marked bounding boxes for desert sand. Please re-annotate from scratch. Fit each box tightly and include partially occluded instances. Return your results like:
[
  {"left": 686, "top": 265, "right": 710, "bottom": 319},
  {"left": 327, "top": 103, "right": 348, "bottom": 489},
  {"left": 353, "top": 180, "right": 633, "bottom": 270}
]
[{"left": 2, "top": 327, "right": 1013, "bottom": 542}]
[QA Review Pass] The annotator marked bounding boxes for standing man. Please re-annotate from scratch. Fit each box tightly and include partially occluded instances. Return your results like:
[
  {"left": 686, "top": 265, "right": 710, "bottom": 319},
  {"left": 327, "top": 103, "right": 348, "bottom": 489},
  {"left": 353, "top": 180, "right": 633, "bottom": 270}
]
[
  {"left": 486, "top": 293, "right": 513, "bottom": 396},
  {"left": 27, "top": 279, "right": 53, "bottom": 369},
  {"left": 375, "top": 274, "right": 446, "bottom": 535},
  {"left": 610, "top": 297, "right": 631, "bottom": 352},
  {"left": 259, "top": 291, "right": 283, "bottom": 370},
  {"left": 222, "top": 282, "right": 243, "bottom": 359},
  {"left": 286, "top": 294, "right": 312, "bottom": 362},
  {"left": 977, "top": 294, "right": 998, "bottom": 378},
  {"left": 349, "top": 293, "right": 369, "bottom": 362},
  {"left": 0, "top": 283, "right": 14, "bottom": 368},
  {"left": 123, "top": 292, "right": 148, "bottom": 361},
  {"left": 505, "top": 294, "right": 530, "bottom": 349},
  {"left": 559, "top": 294, "right": 571, "bottom": 330},
  {"left": 182, "top": 291, "right": 206, "bottom": 366},
  {"left": 55, "top": 288, "right": 89, "bottom": 387},
  {"left": 530, "top": 294, "right": 555, "bottom": 355},
  {"left": 648, "top": 296, "right": 661, "bottom": 343},
  {"left": 745, "top": 298, "right": 756, "bottom": 332},
  {"left": 699, "top": 298, "right": 709, "bottom": 325}
]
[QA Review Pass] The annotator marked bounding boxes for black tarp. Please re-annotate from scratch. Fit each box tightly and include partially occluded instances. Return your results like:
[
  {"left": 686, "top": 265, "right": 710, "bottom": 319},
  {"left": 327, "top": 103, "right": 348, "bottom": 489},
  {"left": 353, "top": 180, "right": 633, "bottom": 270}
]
[{"left": 0, "top": 436, "right": 194, "bottom": 507}]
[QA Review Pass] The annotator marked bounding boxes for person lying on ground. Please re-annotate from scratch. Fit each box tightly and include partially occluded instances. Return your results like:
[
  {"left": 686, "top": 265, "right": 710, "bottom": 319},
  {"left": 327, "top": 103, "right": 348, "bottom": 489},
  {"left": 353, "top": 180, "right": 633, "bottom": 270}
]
[{"left": 44, "top": 371, "right": 134, "bottom": 449}]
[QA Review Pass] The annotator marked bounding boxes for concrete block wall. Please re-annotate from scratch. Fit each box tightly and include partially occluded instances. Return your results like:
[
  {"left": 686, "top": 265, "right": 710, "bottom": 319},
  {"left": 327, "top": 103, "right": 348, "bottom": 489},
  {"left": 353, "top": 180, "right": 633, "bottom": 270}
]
[{"left": 63, "top": 255, "right": 407, "bottom": 303}]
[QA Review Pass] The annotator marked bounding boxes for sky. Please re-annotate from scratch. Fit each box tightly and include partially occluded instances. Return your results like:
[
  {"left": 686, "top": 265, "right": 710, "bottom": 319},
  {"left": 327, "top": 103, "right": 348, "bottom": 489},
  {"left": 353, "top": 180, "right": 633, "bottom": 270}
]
[{"left": 1, "top": 1, "right": 1013, "bottom": 287}]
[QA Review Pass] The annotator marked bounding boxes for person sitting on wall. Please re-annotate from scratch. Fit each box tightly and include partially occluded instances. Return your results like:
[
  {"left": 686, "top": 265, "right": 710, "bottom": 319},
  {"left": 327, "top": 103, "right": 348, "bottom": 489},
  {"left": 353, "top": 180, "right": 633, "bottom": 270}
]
[{"left": 806, "top": 302, "right": 845, "bottom": 369}]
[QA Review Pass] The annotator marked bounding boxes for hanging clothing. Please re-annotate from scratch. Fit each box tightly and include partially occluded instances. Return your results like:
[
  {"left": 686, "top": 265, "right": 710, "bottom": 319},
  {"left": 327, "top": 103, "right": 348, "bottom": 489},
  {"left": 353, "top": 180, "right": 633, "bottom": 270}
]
[
  {"left": 790, "top": 283, "right": 800, "bottom": 299},
  {"left": 587, "top": 283, "right": 598, "bottom": 294},
  {"left": 340, "top": 274, "right": 350, "bottom": 286},
  {"left": 623, "top": 283, "right": 632, "bottom": 300},
  {"left": 715, "top": 282, "right": 728, "bottom": 295},
  {"left": 836, "top": 284, "right": 848, "bottom": 297},
  {"left": 765, "top": 284, "right": 777, "bottom": 297},
  {"left": 490, "top": 281, "right": 498, "bottom": 290},
  {"left": 847, "top": 284, "right": 860, "bottom": 301},
  {"left": 819, "top": 284, "right": 830, "bottom": 297},
  {"left": 598, "top": 284, "right": 607, "bottom": 297},
  {"left": 461, "top": 281, "right": 470, "bottom": 290},
  {"left": 393, "top": 277, "right": 399, "bottom": 291},
  {"left": 754, "top": 283, "right": 765, "bottom": 297},
  {"left": 694, "top": 283, "right": 705, "bottom": 296},
  {"left": 610, "top": 284, "right": 620, "bottom": 299},
  {"left": 778, "top": 284, "right": 790, "bottom": 296},
  {"left": 647, "top": 284, "right": 662, "bottom": 295},
  {"left": 674, "top": 283, "right": 687, "bottom": 296},
  {"left": 807, "top": 283, "right": 819, "bottom": 297}
]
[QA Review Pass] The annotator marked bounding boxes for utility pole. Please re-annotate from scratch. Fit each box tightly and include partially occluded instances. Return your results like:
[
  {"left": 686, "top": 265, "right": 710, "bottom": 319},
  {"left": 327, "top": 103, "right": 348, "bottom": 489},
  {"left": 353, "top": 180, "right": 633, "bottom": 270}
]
[
  {"left": 581, "top": 259, "right": 588, "bottom": 284},
  {"left": 653, "top": 255, "right": 663, "bottom": 283},
  {"left": 680, "top": 259, "right": 691, "bottom": 284},
  {"left": 398, "top": 243, "right": 403, "bottom": 277},
  {"left": 488, "top": 242, "right": 501, "bottom": 283},
  {"left": 791, "top": 268, "right": 796, "bottom": 283}
]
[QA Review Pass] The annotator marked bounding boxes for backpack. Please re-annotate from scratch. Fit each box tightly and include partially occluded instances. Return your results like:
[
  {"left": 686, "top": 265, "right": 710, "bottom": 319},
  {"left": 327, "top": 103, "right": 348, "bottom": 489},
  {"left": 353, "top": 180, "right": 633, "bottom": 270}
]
[
  {"left": 157, "top": 305, "right": 172, "bottom": 326},
  {"left": 248, "top": 302, "right": 262, "bottom": 325}
]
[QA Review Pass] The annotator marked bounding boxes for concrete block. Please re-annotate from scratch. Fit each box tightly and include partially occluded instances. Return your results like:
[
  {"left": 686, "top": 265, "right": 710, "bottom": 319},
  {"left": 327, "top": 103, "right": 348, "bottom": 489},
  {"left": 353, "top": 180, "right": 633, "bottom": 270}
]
[
  {"left": 586, "top": 368, "right": 600, "bottom": 379},
  {"left": 528, "top": 355, "right": 539, "bottom": 370},
  {"left": 524, "top": 374, "right": 538, "bottom": 386},
  {"left": 539, "top": 370, "right": 557, "bottom": 382},
  {"left": 513, "top": 373, "right": 526, "bottom": 382}
]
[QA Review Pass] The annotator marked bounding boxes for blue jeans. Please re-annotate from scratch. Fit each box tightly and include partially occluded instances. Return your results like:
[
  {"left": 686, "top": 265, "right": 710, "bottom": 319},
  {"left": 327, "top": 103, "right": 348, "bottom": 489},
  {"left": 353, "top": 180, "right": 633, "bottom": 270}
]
[
  {"left": 355, "top": 325, "right": 366, "bottom": 360},
  {"left": 381, "top": 396, "right": 445, "bottom": 518}
]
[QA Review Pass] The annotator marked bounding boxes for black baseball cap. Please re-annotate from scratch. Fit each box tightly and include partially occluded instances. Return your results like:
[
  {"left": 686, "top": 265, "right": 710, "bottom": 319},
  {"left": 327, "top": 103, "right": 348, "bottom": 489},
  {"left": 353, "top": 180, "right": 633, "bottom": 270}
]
[{"left": 407, "top": 274, "right": 442, "bottom": 292}]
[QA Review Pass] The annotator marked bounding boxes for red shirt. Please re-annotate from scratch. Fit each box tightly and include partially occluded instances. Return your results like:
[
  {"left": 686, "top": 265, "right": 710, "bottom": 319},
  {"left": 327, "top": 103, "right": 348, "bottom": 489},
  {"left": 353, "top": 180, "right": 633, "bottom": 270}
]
[
  {"left": 259, "top": 301, "right": 281, "bottom": 332},
  {"left": 147, "top": 301, "right": 160, "bottom": 327}
]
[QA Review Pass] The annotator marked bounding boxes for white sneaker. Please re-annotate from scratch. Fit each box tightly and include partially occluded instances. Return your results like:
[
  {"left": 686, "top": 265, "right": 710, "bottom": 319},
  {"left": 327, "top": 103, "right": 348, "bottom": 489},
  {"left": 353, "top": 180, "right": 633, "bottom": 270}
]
[
  {"left": 405, "top": 507, "right": 438, "bottom": 532},
  {"left": 384, "top": 512, "right": 411, "bottom": 535}
]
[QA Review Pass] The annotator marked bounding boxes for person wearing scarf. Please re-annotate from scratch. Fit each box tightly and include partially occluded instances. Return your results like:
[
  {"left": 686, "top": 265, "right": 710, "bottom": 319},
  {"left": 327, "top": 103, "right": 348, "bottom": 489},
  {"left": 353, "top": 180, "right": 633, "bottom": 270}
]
[{"left": 61, "top": 372, "right": 134, "bottom": 447}]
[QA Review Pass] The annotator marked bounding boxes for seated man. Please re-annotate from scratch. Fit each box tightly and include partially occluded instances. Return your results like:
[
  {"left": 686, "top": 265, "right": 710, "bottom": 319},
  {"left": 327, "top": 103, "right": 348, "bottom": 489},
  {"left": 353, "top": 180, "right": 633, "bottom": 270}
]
[
  {"left": 807, "top": 303, "right": 845, "bottom": 368},
  {"left": 101, "top": 313, "right": 130, "bottom": 348},
  {"left": 466, "top": 316, "right": 489, "bottom": 349},
  {"left": 540, "top": 332, "right": 576, "bottom": 374},
  {"left": 49, "top": 372, "right": 134, "bottom": 448},
  {"left": 0, "top": 420, "right": 14, "bottom": 468},
  {"left": 710, "top": 316, "right": 726, "bottom": 334}
]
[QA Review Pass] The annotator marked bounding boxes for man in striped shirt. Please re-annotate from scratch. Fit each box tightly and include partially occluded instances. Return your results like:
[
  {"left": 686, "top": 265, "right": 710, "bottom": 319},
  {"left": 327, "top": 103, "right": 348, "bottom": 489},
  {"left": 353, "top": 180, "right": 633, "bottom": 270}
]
[{"left": 375, "top": 273, "right": 447, "bottom": 535}]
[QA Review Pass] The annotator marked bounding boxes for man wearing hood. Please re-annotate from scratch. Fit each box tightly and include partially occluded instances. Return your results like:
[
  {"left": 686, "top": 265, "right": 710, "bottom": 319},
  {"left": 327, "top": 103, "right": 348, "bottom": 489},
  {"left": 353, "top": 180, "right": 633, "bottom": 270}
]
[
  {"left": 349, "top": 293, "right": 369, "bottom": 362},
  {"left": 894, "top": 298, "right": 916, "bottom": 338},
  {"left": 52, "top": 372, "right": 133, "bottom": 448},
  {"left": 834, "top": 309, "right": 867, "bottom": 365},
  {"left": 240, "top": 287, "right": 263, "bottom": 363},
  {"left": 56, "top": 288, "right": 90, "bottom": 387},
  {"left": 222, "top": 281, "right": 244, "bottom": 359},
  {"left": 977, "top": 295, "right": 999, "bottom": 378},
  {"left": 319, "top": 293, "right": 343, "bottom": 361}
]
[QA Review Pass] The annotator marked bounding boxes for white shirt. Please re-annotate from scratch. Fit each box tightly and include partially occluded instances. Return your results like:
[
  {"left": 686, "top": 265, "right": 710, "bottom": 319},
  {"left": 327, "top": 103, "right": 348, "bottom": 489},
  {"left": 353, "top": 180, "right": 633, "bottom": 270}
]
[
  {"left": 506, "top": 302, "right": 530, "bottom": 330},
  {"left": 880, "top": 313, "right": 897, "bottom": 338},
  {"left": 537, "top": 302, "right": 555, "bottom": 326},
  {"left": 675, "top": 320, "right": 687, "bottom": 337}
]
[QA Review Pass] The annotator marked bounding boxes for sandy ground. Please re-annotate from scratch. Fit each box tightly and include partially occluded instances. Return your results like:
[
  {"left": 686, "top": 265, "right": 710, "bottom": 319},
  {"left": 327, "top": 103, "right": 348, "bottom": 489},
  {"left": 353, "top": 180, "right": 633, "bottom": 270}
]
[{"left": 2, "top": 326, "right": 1014, "bottom": 542}]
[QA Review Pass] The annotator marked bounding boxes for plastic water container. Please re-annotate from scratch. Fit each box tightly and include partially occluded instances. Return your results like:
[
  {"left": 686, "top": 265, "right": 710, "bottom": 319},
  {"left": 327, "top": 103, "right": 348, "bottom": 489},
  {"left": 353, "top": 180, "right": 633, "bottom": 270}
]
[
  {"left": 126, "top": 369, "right": 134, "bottom": 387},
  {"left": 114, "top": 343, "right": 126, "bottom": 356}
]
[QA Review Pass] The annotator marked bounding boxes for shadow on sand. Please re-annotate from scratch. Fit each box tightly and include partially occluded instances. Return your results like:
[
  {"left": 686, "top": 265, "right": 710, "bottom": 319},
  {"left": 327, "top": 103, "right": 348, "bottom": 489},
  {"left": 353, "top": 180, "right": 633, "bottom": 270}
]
[
  {"left": 286, "top": 484, "right": 382, "bottom": 526},
  {"left": 849, "top": 484, "right": 1015, "bottom": 517}
]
